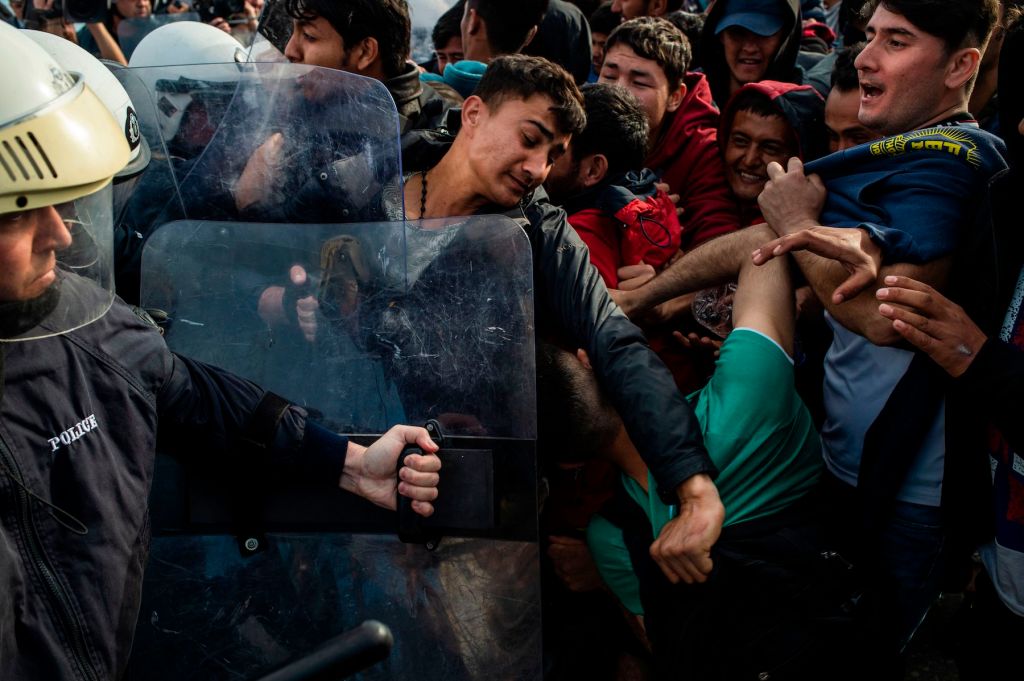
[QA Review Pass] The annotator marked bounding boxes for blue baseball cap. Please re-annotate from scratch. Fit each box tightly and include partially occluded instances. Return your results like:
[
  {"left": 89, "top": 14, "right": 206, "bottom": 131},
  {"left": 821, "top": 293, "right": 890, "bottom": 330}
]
[{"left": 714, "top": 0, "right": 787, "bottom": 37}]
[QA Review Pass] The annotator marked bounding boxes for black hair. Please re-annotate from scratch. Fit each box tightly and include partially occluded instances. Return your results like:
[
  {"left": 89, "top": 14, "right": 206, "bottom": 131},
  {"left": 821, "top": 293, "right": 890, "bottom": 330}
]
[
  {"left": 536, "top": 341, "right": 620, "bottom": 465},
  {"left": 467, "top": 0, "right": 550, "bottom": 55},
  {"left": 604, "top": 16, "right": 691, "bottom": 91},
  {"left": 283, "top": 0, "right": 411, "bottom": 78},
  {"left": 830, "top": 42, "right": 864, "bottom": 92},
  {"left": 475, "top": 54, "right": 587, "bottom": 136},
  {"left": 664, "top": 10, "right": 705, "bottom": 67},
  {"left": 574, "top": 83, "right": 650, "bottom": 176},
  {"left": 863, "top": 0, "right": 999, "bottom": 52},
  {"left": 432, "top": 0, "right": 465, "bottom": 51},
  {"left": 589, "top": 2, "right": 620, "bottom": 35}
]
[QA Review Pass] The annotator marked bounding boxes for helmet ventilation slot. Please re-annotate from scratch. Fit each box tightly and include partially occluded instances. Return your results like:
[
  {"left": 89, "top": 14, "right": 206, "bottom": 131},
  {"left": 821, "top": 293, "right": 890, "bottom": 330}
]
[{"left": 1, "top": 132, "right": 58, "bottom": 182}]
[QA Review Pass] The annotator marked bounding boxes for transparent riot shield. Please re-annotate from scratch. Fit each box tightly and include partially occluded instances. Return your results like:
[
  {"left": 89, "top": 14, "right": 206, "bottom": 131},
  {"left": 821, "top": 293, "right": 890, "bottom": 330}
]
[
  {"left": 128, "top": 215, "right": 540, "bottom": 681},
  {"left": 111, "top": 62, "right": 402, "bottom": 303}
]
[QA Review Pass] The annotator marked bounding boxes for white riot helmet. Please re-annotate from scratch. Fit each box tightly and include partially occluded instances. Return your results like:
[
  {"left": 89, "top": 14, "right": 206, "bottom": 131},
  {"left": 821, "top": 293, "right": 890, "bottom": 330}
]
[
  {"left": 23, "top": 30, "right": 151, "bottom": 181},
  {"left": 127, "top": 21, "right": 247, "bottom": 144},
  {"left": 128, "top": 20, "right": 247, "bottom": 68},
  {"left": 0, "top": 23, "right": 129, "bottom": 340}
]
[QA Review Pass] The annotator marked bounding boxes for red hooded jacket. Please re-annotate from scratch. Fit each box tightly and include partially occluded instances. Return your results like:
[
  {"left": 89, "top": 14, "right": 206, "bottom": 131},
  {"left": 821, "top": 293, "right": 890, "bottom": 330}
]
[
  {"left": 646, "top": 72, "right": 740, "bottom": 249},
  {"left": 565, "top": 169, "right": 682, "bottom": 287}
]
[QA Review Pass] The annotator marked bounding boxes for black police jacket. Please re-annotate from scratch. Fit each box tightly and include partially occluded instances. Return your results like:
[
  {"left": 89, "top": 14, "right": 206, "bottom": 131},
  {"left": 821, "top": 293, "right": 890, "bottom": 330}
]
[
  {"left": 402, "top": 131, "right": 716, "bottom": 505},
  {"left": 0, "top": 277, "right": 346, "bottom": 680}
]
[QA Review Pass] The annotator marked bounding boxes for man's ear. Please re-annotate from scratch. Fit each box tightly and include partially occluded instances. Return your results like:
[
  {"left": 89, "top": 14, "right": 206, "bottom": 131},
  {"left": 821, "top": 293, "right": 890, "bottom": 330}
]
[
  {"left": 945, "top": 47, "right": 982, "bottom": 91},
  {"left": 520, "top": 24, "right": 540, "bottom": 50},
  {"left": 461, "top": 95, "right": 485, "bottom": 132},
  {"left": 649, "top": 0, "right": 668, "bottom": 16},
  {"left": 666, "top": 82, "right": 687, "bottom": 114},
  {"left": 349, "top": 36, "right": 381, "bottom": 75},
  {"left": 579, "top": 153, "right": 610, "bottom": 189}
]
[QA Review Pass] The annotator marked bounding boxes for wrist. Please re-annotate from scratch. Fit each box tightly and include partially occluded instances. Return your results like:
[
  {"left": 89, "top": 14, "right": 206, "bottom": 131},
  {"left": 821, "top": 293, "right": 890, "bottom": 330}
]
[
  {"left": 339, "top": 441, "right": 365, "bottom": 494},
  {"left": 675, "top": 472, "right": 717, "bottom": 505},
  {"left": 777, "top": 217, "right": 820, "bottom": 237}
]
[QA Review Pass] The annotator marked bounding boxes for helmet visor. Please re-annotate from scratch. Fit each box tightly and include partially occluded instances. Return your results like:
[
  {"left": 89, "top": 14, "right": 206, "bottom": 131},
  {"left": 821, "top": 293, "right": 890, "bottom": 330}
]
[{"left": 0, "top": 183, "right": 115, "bottom": 341}]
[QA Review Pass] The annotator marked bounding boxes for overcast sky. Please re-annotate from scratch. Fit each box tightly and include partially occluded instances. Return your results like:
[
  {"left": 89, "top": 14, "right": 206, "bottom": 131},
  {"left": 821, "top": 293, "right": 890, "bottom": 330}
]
[{"left": 408, "top": 0, "right": 458, "bottom": 30}]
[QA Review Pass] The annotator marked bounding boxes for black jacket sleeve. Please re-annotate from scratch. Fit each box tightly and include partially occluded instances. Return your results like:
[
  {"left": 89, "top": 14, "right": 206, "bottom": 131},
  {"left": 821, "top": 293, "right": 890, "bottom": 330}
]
[
  {"left": 156, "top": 351, "right": 349, "bottom": 488},
  {"left": 524, "top": 199, "right": 716, "bottom": 504},
  {"left": 957, "top": 338, "right": 1024, "bottom": 453}
]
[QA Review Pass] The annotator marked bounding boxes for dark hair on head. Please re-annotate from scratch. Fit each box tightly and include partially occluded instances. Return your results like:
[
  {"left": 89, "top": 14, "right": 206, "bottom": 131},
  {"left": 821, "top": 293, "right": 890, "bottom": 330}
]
[
  {"left": 604, "top": 16, "right": 691, "bottom": 91},
  {"left": 589, "top": 2, "right": 620, "bottom": 35},
  {"left": 665, "top": 10, "right": 705, "bottom": 66},
  {"left": 283, "top": 0, "right": 411, "bottom": 78},
  {"left": 574, "top": 83, "right": 650, "bottom": 176},
  {"left": 862, "top": 0, "right": 999, "bottom": 52},
  {"left": 467, "top": 0, "right": 550, "bottom": 55},
  {"left": 831, "top": 42, "right": 864, "bottom": 92},
  {"left": 433, "top": 0, "right": 465, "bottom": 51},
  {"left": 721, "top": 88, "right": 796, "bottom": 156},
  {"left": 728, "top": 88, "right": 785, "bottom": 123},
  {"left": 536, "top": 340, "right": 621, "bottom": 465},
  {"left": 474, "top": 54, "right": 587, "bottom": 136}
]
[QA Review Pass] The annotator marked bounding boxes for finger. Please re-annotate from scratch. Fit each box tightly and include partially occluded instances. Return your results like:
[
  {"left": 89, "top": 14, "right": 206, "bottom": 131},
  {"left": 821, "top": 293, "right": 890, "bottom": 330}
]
[
  {"left": 888, "top": 315, "right": 938, "bottom": 350},
  {"left": 808, "top": 173, "right": 826, "bottom": 193},
  {"left": 833, "top": 269, "right": 877, "bottom": 304},
  {"left": 618, "top": 263, "right": 656, "bottom": 279},
  {"left": 765, "top": 161, "right": 786, "bottom": 180},
  {"left": 290, "top": 265, "right": 308, "bottom": 286},
  {"left": 875, "top": 286, "right": 934, "bottom": 312},
  {"left": 398, "top": 467, "right": 440, "bottom": 487},
  {"left": 786, "top": 156, "right": 805, "bottom": 174},
  {"left": 403, "top": 452, "right": 442, "bottom": 472},
  {"left": 672, "top": 330, "right": 692, "bottom": 347},
  {"left": 404, "top": 425, "right": 440, "bottom": 453},
  {"left": 410, "top": 500, "right": 435, "bottom": 517},
  {"left": 882, "top": 275, "right": 936, "bottom": 296},
  {"left": 878, "top": 303, "right": 937, "bottom": 339},
  {"left": 548, "top": 535, "right": 585, "bottom": 546},
  {"left": 397, "top": 481, "right": 439, "bottom": 502},
  {"left": 575, "top": 349, "right": 593, "bottom": 370},
  {"left": 654, "top": 182, "right": 670, "bottom": 193}
]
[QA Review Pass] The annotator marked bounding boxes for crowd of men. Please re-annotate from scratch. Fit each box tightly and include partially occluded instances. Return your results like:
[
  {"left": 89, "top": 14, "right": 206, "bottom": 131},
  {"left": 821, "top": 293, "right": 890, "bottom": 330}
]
[{"left": 2, "top": 0, "right": 1023, "bottom": 679}]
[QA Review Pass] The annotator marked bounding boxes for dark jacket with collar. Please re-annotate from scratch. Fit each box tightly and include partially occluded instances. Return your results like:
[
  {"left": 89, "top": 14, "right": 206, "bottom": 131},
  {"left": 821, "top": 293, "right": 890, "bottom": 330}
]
[
  {"left": 402, "top": 131, "right": 715, "bottom": 503},
  {"left": 0, "top": 277, "right": 346, "bottom": 680},
  {"left": 386, "top": 63, "right": 455, "bottom": 135}
]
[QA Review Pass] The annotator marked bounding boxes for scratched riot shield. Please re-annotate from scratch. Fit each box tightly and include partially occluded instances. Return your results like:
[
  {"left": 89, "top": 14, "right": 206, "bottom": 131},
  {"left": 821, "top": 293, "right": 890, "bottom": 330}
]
[
  {"left": 129, "top": 213, "right": 540, "bottom": 681},
  {"left": 111, "top": 61, "right": 401, "bottom": 304}
]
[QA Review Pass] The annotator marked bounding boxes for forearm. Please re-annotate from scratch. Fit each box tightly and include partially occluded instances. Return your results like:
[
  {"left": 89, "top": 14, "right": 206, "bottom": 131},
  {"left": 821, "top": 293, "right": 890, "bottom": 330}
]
[
  {"left": 625, "top": 224, "right": 771, "bottom": 317},
  {"left": 86, "top": 23, "right": 126, "bottom": 65},
  {"left": 792, "top": 248, "right": 951, "bottom": 344}
]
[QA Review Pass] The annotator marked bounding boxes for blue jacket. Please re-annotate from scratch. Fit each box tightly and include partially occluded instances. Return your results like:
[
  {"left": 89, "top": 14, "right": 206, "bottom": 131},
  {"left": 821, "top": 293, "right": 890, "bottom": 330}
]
[{"left": 806, "top": 122, "right": 1009, "bottom": 263}]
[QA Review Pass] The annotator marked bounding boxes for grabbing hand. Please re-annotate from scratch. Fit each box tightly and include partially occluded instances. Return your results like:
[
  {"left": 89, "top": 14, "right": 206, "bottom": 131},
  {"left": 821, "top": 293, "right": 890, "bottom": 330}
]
[
  {"left": 673, "top": 331, "right": 722, "bottom": 359},
  {"left": 876, "top": 276, "right": 987, "bottom": 377},
  {"left": 342, "top": 425, "right": 442, "bottom": 517},
  {"left": 655, "top": 181, "right": 684, "bottom": 221},
  {"left": 649, "top": 473, "right": 724, "bottom": 584},
  {"left": 547, "top": 536, "right": 604, "bottom": 592},
  {"left": 752, "top": 225, "right": 882, "bottom": 303},
  {"left": 235, "top": 132, "right": 284, "bottom": 212},
  {"left": 289, "top": 265, "right": 320, "bottom": 343},
  {"left": 758, "top": 158, "right": 827, "bottom": 237}
]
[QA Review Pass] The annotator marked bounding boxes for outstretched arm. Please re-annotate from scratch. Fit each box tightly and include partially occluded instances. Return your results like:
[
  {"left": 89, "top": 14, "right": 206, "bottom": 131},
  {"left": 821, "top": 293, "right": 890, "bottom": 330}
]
[{"left": 757, "top": 158, "right": 953, "bottom": 344}]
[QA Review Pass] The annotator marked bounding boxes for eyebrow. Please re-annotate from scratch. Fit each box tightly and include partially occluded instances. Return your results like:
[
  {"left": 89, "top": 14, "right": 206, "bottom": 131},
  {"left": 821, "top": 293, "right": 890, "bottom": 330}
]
[
  {"left": 526, "top": 119, "right": 555, "bottom": 141},
  {"left": 867, "top": 26, "right": 917, "bottom": 40},
  {"left": 603, "top": 62, "right": 655, "bottom": 80}
]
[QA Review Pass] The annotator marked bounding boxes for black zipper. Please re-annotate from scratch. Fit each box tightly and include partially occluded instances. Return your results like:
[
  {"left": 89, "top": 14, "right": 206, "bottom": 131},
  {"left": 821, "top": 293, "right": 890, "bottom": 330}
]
[{"left": 0, "top": 438, "right": 100, "bottom": 681}]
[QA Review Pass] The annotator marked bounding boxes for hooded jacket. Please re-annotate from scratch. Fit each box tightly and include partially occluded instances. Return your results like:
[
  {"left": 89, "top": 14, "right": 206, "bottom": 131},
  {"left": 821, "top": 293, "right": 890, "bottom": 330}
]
[
  {"left": 401, "top": 131, "right": 716, "bottom": 504},
  {"left": 700, "top": 0, "right": 804, "bottom": 108},
  {"left": 646, "top": 72, "right": 740, "bottom": 249},
  {"left": 563, "top": 169, "right": 683, "bottom": 286},
  {"left": 718, "top": 80, "right": 827, "bottom": 224}
]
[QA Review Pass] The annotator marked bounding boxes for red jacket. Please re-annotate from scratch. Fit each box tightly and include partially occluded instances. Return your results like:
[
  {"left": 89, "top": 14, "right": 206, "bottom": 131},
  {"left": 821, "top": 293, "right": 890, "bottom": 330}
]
[
  {"left": 646, "top": 72, "right": 739, "bottom": 249},
  {"left": 565, "top": 170, "right": 682, "bottom": 287}
]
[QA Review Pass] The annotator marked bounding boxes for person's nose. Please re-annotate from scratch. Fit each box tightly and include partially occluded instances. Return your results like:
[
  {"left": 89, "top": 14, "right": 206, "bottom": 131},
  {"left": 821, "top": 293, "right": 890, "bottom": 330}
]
[
  {"left": 284, "top": 32, "right": 300, "bottom": 63},
  {"left": 35, "top": 206, "right": 72, "bottom": 252}
]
